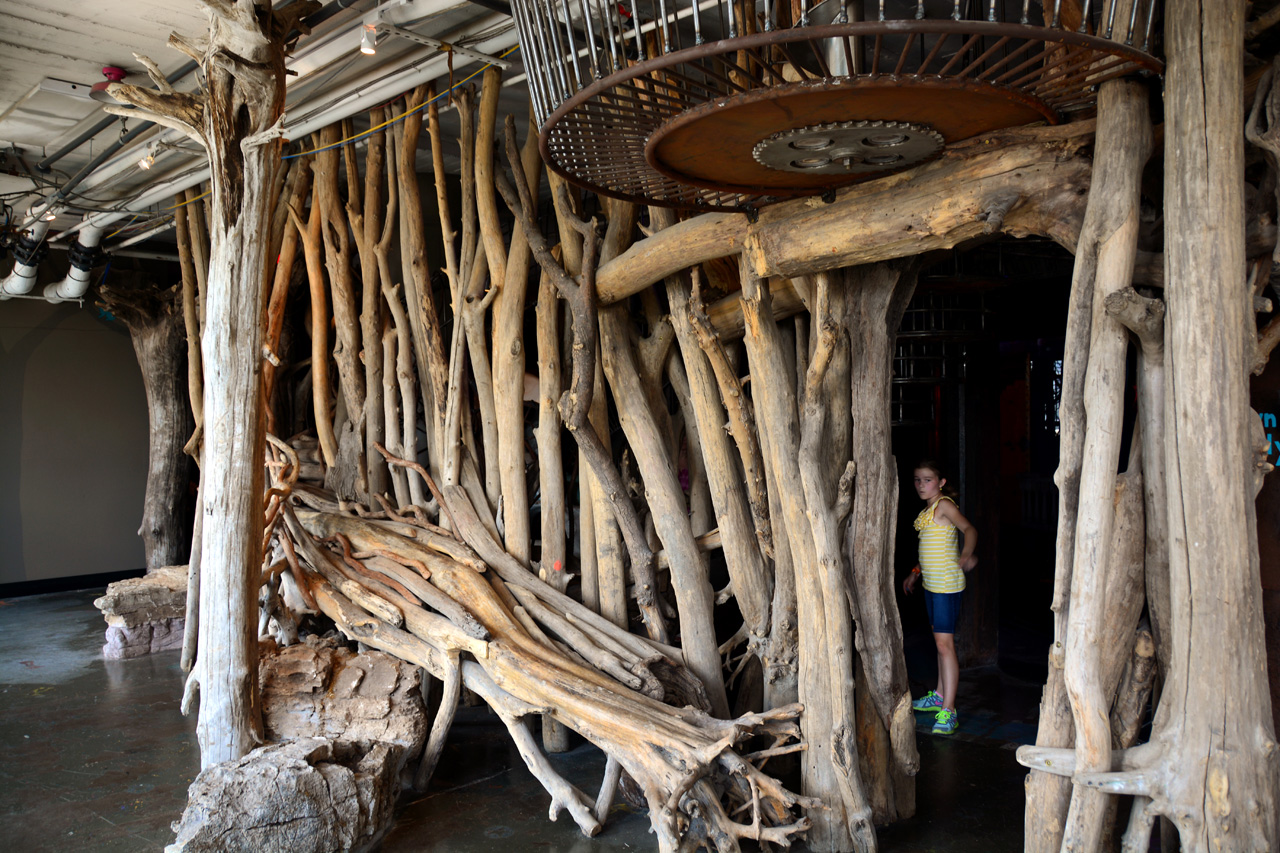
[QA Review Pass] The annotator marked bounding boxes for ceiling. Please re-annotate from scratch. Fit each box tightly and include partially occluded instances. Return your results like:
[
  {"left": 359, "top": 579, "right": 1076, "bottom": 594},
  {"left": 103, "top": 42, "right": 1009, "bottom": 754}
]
[{"left": 0, "top": 0, "right": 533, "bottom": 255}]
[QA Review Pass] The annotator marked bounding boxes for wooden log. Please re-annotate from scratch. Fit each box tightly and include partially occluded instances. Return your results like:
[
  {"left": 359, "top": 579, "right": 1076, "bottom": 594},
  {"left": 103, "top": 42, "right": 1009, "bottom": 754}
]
[
  {"left": 97, "top": 280, "right": 195, "bottom": 570},
  {"left": 535, "top": 266, "right": 568, "bottom": 592},
  {"left": 263, "top": 157, "right": 311, "bottom": 434},
  {"left": 600, "top": 301, "right": 730, "bottom": 718},
  {"left": 294, "top": 507, "right": 817, "bottom": 853},
  {"left": 1057, "top": 77, "right": 1152, "bottom": 852},
  {"left": 491, "top": 110, "right": 541, "bottom": 565},
  {"left": 842, "top": 263, "right": 919, "bottom": 781},
  {"left": 105, "top": 0, "right": 323, "bottom": 766},
  {"left": 495, "top": 132, "right": 665, "bottom": 642},
  {"left": 1106, "top": 288, "right": 1171, "bottom": 689},
  {"left": 288, "top": 180, "right": 337, "bottom": 467},
  {"left": 687, "top": 271, "right": 774, "bottom": 558},
  {"left": 315, "top": 122, "right": 367, "bottom": 498},
  {"left": 184, "top": 184, "right": 210, "bottom": 334},
  {"left": 1024, "top": 78, "right": 1150, "bottom": 853},
  {"left": 1148, "top": 2, "right": 1280, "bottom": 847},
  {"left": 595, "top": 123, "right": 1094, "bottom": 304},
  {"left": 741, "top": 258, "right": 873, "bottom": 852},
  {"left": 381, "top": 323, "right": 409, "bottom": 507},
  {"left": 349, "top": 109, "right": 389, "bottom": 501},
  {"left": 396, "top": 84, "right": 450, "bottom": 471},
  {"left": 659, "top": 247, "right": 774, "bottom": 666}
]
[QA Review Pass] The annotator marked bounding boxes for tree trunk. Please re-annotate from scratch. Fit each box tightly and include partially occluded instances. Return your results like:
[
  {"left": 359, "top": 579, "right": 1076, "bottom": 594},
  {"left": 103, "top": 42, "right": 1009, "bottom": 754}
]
[
  {"left": 1153, "top": 1, "right": 1279, "bottom": 846},
  {"left": 843, "top": 263, "right": 920, "bottom": 782},
  {"left": 1021, "top": 7, "right": 1280, "bottom": 850},
  {"left": 742, "top": 259, "right": 874, "bottom": 852},
  {"left": 98, "top": 281, "right": 194, "bottom": 569},
  {"left": 107, "top": 0, "right": 321, "bottom": 767},
  {"left": 1022, "top": 75, "right": 1151, "bottom": 852}
]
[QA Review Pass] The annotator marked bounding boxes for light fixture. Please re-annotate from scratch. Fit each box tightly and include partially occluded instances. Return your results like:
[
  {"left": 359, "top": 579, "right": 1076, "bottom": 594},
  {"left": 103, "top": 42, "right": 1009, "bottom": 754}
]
[
  {"left": 137, "top": 141, "right": 159, "bottom": 171},
  {"left": 360, "top": 22, "right": 378, "bottom": 55},
  {"left": 89, "top": 66, "right": 129, "bottom": 104},
  {"left": 42, "top": 210, "right": 57, "bottom": 222}
]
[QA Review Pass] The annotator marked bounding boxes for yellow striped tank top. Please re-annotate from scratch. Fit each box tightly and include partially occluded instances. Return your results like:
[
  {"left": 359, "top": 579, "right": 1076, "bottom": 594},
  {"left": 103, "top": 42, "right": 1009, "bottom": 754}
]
[{"left": 915, "top": 496, "right": 966, "bottom": 593}]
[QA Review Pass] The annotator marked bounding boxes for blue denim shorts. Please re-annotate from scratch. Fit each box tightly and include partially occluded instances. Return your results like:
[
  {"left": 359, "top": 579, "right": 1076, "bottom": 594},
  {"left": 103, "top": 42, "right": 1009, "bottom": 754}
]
[{"left": 925, "top": 590, "right": 963, "bottom": 634}]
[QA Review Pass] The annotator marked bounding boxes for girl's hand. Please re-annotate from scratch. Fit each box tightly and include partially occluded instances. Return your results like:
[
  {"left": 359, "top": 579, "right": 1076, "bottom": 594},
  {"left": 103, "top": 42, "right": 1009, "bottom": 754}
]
[
  {"left": 902, "top": 570, "right": 920, "bottom": 595},
  {"left": 960, "top": 554, "right": 978, "bottom": 572}
]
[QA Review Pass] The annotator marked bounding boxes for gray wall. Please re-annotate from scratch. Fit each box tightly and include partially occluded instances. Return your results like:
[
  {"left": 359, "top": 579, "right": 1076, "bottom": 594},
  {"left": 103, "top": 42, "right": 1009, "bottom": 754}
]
[{"left": 1, "top": 297, "right": 148, "bottom": 584}]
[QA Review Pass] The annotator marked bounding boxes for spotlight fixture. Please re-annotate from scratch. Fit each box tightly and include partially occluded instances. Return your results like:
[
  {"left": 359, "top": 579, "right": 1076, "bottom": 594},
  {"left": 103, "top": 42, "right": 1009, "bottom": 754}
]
[
  {"left": 42, "top": 210, "right": 57, "bottom": 222},
  {"left": 137, "top": 140, "right": 160, "bottom": 171},
  {"left": 360, "top": 22, "right": 378, "bottom": 55},
  {"left": 89, "top": 66, "right": 129, "bottom": 104}
]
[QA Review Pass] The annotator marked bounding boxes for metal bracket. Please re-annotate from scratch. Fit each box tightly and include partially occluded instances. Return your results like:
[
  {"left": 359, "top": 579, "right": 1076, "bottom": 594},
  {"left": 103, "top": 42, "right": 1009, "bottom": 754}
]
[{"left": 381, "top": 23, "right": 513, "bottom": 69}]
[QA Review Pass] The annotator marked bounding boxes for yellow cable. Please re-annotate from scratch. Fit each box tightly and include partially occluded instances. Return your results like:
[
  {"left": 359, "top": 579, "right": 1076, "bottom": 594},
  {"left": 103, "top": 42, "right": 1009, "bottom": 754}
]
[{"left": 164, "top": 190, "right": 210, "bottom": 212}]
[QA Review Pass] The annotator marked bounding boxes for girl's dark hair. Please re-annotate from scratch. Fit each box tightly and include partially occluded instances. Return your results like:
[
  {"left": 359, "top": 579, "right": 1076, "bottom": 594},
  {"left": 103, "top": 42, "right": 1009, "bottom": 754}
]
[{"left": 913, "top": 459, "right": 959, "bottom": 499}]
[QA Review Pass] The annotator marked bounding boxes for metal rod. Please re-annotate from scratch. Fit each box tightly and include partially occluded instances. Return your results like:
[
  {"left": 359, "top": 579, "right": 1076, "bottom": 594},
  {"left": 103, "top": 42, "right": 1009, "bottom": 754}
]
[
  {"left": 893, "top": 31, "right": 919, "bottom": 76},
  {"left": 1142, "top": 0, "right": 1156, "bottom": 52},
  {"left": 517, "top": 0, "right": 551, "bottom": 119},
  {"left": 630, "top": 0, "right": 645, "bottom": 59},
  {"left": 656, "top": 0, "right": 673, "bottom": 54},
  {"left": 1078, "top": 0, "right": 1092, "bottom": 33},
  {"left": 576, "top": 0, "right": 602, "bottom": 77},
  {"left": 1125, "top": 0, "right": 1140, "bottom": 45},
  {"left": 937, "top": 33, "right": 982, "bottom": 76},
  {"left": 558, "top": 0, "right": 584, "bottom": 88}
]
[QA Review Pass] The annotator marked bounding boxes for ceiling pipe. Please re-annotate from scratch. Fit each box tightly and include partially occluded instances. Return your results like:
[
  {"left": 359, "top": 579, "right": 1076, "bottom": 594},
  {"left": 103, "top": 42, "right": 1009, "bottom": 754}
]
[
  {"left": 44, "top": 224, "right": 105, "bottom": 303},
  {"left": 35, "top": 61, "right": 199, "bottom": 174},
  {"left": 0, "top": 220, "right": 51, "bottom": 299},
  {"left": 30, "top": 122, "right": 155, "bottom": 221},
  {"left": 55, "top": 22, "right": 520, "bottom": 238},
  {"left": 29, "top": 0, "right": 359, "bottom": 210}
]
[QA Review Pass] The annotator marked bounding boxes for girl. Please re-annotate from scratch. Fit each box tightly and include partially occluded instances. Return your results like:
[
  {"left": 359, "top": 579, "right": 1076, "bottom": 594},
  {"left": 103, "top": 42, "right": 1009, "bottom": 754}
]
[{"left": 902, "top": 460, "right": 977, "bottom": 735}]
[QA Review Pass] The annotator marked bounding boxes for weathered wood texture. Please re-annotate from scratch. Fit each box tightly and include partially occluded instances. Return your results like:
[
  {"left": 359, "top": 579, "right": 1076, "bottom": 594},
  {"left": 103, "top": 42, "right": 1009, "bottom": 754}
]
[
  {"left": 1022, "top": 76, "right": 1150, "bottom": 853},
  {"left": 596, "top": 122, "right": 1093, "bottom": 303},
  {"left": 1153, "top": 1, "right": 1279, "bottom": 847},
  {"left": 98, "top": 281, "right": 194, "bottom": 570},
  {"left": 107, "top": 0, "right": 320, "bottom": 767}
]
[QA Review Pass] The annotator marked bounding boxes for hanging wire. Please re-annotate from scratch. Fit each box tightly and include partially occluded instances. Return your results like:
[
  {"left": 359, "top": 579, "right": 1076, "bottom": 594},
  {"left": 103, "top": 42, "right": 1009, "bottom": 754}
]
[{"left": 283, "top": 45, "right": 522, "bottom": 160}]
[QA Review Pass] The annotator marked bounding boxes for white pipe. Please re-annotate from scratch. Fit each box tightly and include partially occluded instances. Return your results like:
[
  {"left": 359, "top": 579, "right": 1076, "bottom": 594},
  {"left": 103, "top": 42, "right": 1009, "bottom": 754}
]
[
  {"left": 0, "top": 220, "right": 51, "bottom": 300},
  {"left": 43, "top": 224, "right": 105, "bottom": 303},
  {"left": 115, "top": 220, "right": 177, "bottom": 249}
]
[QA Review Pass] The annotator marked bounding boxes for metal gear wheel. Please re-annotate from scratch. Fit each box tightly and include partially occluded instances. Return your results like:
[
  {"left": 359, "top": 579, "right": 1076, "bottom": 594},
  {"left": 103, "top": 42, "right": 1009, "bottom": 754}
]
[{"left": 752, "top": 120, "right": 945, "bottom": 175}]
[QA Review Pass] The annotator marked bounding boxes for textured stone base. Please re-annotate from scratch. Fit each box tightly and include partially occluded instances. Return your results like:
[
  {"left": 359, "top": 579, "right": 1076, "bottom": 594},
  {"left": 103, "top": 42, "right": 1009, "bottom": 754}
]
[
  {"left": 102, "top": 618, "right": 185, "bottom": 659},
  {"left": 164, "top": 738, "right": 403, "bottom": 853},
  {"left": 260, "top": 639, "right": 428, "bottom": 753},
  {"left": 95, "top": 566, "right": 188, "bottom": 659}
]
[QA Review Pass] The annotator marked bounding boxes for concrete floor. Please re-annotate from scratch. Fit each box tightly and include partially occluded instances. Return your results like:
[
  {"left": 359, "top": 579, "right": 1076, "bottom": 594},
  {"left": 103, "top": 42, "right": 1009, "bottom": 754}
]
[{"left": 0, "top": 590, "right": 1040, "bottom": 852}]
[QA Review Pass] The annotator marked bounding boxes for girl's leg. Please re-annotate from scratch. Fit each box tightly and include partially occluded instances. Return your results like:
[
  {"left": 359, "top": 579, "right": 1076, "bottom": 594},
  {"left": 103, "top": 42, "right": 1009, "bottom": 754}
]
[{"left": 934, "top": 631, "right": 958, "bottom": 710}]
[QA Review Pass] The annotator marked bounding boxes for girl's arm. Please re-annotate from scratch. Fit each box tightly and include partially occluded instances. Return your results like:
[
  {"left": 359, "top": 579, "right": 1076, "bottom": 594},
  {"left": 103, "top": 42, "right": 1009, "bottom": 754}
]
[{"left": 935, "top": 500, "right": 979, "bottom": 570}]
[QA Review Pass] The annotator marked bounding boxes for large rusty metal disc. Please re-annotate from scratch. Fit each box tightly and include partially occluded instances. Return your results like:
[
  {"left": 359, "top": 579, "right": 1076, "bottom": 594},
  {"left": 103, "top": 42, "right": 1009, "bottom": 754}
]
[{"left": 644, "top": 77, "right": 1054, "bottom": 197}]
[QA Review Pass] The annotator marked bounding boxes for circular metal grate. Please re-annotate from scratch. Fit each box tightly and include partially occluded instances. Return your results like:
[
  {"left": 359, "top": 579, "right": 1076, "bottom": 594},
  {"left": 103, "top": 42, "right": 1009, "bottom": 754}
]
[{"left": 510, "top": 0, "right": 1162, "bottom": 212}]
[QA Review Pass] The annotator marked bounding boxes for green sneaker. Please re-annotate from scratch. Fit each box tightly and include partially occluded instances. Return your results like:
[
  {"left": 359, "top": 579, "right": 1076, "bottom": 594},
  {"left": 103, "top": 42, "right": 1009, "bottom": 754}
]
[
  {"left": 932, "top": 708, "right": 958, "bottom": 735},
  {"left": 912, "top": 690, "right": 943, "bottom": 713}
]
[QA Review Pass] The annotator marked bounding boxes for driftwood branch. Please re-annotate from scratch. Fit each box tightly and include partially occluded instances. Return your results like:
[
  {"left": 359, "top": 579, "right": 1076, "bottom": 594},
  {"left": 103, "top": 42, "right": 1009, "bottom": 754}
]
[{"left": 495, "top": 121, "right": 666, "bottom": 643}]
